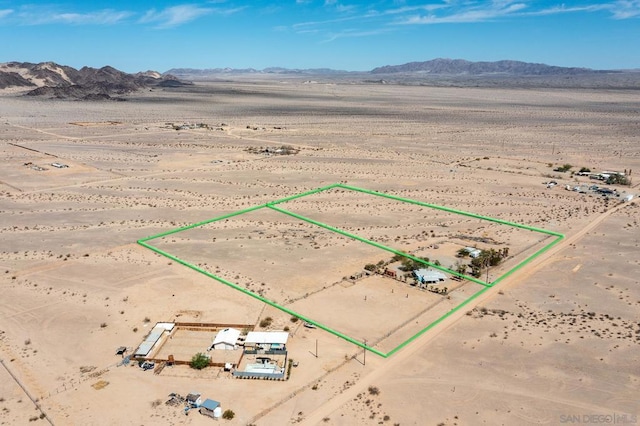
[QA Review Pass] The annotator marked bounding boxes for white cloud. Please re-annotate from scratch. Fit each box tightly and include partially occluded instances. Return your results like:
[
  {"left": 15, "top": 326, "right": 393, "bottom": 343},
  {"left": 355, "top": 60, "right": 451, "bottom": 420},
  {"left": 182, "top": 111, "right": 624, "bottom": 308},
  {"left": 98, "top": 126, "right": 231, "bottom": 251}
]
[
  {"left": 608, "top": 0, "right": 640, "bottom": 19},
  {"left": 400, "top": 1, "right": 528, "bottom": 24},
  {"left": 399, "top": 0, "right": 640, "bottom": 24},
  {"left": 17, "top": 7, "right": 131, "bottom": 25},
  {"left": 140, "top": 5, "right": 213, "bottom": 28},
  {"left": 51, "top": 10, "right": 132, "bottom": 25},
  {"left": 0, "top": 9, "right": 13, "bottom": 19},
  {"left": 140, "top": 4, "right": 244, "bottom": 28},
  {"left": 321, "top": 27, "right": 393, "bottom": 43},
  {"left": 336, "top": 4, "right": 357, "bottom": 13}
]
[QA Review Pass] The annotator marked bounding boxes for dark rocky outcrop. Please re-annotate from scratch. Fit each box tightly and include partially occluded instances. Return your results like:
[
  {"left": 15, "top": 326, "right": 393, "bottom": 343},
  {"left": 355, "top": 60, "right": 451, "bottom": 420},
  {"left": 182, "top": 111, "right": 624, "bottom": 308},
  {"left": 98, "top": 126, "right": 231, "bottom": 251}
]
[{"left": 0, "top": 61, "right": 189, "bottom": 99}]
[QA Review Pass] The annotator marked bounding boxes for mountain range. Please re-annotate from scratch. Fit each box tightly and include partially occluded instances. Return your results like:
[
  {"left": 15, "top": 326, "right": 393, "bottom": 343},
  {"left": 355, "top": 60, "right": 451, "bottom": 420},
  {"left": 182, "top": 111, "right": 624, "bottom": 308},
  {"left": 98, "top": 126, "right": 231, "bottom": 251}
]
[
  {"left": 0, "top": 58, "right": 634, "bottom": 99},
  {"left": 369, "top": 58, "right": 611, "bottom": 75},
  {"left": 0, "top": 62, "right": 186, "bottom": 100},
  {"left": 167, "top": 58, "right": 616, "bottom": 78}
]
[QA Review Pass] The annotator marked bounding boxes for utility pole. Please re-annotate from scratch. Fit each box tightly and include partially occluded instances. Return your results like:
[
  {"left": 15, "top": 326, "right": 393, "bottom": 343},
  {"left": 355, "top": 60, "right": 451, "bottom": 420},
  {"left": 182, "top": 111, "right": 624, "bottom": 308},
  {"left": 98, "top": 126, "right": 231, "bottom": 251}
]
[
  {"left": 363, "top": 339, "right": 367, "bottom": 366},
  {"left": 315, "top": 339, "right": 318, "bottom": 358}
]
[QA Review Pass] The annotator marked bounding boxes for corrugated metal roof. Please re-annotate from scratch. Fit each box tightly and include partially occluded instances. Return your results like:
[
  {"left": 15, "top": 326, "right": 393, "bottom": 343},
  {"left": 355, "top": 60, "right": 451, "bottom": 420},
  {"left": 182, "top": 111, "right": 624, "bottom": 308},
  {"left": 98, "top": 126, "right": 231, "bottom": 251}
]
[
  {"left": 200, "top": 399, "right": 220, "bottom": 410},
  {"left": 245, "top": 331, "right": 289, "bottom": 345},
  {"left": 134, "top": 341, "right": 155, "bottom": 357},
  {"left": 414, "top": 269, "right": 447, "bottom": 283},
  {"left": 134, "top": 325, "right": 169, "bottom": 357}
]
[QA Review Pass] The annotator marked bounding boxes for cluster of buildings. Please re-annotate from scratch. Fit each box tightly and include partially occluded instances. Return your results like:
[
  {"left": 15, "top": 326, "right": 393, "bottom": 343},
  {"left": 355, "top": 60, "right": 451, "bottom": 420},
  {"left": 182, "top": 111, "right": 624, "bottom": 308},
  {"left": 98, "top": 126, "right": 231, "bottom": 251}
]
[
  {"left": 582, "top": 170, "right": 626, "bottom": 180},
  {"left": 185, "top": 393, "right": 221, "bottom": 418},
  {"left": 209, "top": 328, "right": 290, "bottom": 380},
  {"left": 131, "top": 323, "right": 291, "bottom": 381}
]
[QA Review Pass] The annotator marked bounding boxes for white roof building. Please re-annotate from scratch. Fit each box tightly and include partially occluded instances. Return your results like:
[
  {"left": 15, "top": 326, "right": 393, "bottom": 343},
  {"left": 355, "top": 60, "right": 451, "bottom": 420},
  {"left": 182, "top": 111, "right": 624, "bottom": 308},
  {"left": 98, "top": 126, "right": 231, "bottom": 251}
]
[
  {"left": 245, "top": 331, "right": 289, "bottom": 348},
  {"left": 414, "top": 269, "right": 447, "bottom": 284},
  {"left": 133, "top": 322, "right": 175, "bottom": 358},
  {"left": 463, "top": 247, "right": 482, "bottom": 258},
  {"left": 210, "top": 328, "right": 241, "bottom": 350}
]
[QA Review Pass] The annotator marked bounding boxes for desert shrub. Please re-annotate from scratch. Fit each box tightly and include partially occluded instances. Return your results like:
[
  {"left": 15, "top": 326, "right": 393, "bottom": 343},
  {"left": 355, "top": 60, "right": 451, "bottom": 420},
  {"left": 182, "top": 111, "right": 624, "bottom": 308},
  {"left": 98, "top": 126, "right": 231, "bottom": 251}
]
[
  {"left": 368, "top": 386, "right": 380, "bottom": 395},
  {"left": 222, "top": 409, "right": 235, "bottom": 420},
  {"left": 259, "top": 317, "right": 273, "bottom": 328},
  {"left": 554, "top": 164, "right": 572, "bottom": 172}
]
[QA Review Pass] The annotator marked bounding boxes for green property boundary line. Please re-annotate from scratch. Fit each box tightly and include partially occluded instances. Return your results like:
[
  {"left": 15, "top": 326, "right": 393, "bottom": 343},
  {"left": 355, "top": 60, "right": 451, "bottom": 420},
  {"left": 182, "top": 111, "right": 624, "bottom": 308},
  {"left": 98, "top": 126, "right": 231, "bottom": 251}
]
[{"left": 137, "top": 183, "right": 563, "bottom": 358}]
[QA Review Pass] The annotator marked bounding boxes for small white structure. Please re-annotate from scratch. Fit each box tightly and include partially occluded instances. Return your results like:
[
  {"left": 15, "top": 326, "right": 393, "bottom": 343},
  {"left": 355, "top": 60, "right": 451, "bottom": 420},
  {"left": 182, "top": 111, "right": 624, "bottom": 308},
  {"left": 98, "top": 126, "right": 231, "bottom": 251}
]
[
  {"left": 463, "top": 247, "right": 482, "bottom": 258},
  {"left": 245, "top": 331, "right": 289, "bottom": 351},
  {"left": 623, "top": 194, "right": 634, "bottom": 202},
  {"left": 198, "top": 399, "right": 221, "bottom": 418},
  {"left": 210, "top": 328, "right": 241, "bottom": 350},
  {"left": 186, "top": 392, "right": 202, "bottom": 407}
]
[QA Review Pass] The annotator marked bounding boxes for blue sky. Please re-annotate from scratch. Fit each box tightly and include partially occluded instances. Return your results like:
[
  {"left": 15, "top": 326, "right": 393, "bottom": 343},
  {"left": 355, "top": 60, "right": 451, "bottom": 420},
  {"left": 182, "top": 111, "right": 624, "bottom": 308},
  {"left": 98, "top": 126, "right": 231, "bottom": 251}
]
[{"left": 0, "top": 1, "right": 638, "bottom": 72}]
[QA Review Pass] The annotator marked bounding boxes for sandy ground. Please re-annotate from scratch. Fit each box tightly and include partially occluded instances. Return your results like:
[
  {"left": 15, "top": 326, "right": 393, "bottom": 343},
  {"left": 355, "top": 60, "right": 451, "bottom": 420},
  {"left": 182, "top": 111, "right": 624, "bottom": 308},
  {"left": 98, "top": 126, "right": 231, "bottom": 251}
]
[{"left": 0, "top": 80, "right": 638, "bottom": 425}]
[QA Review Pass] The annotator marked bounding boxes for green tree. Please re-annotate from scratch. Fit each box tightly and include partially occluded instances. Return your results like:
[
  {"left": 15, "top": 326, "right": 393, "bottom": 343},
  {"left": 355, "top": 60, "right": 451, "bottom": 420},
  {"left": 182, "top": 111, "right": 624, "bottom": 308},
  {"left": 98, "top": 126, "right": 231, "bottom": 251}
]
[
  {"left": 456, "top": 248, "right": 469, "bottom": 258},
  {"left": 190, "top": 352, "right": 210, "bottom": 370},
  {"left": 606, "top": 174, "right": 630, "bottom": 186},
  {"left": 398, "top": 257, "right": 429, "bottom": 272}
]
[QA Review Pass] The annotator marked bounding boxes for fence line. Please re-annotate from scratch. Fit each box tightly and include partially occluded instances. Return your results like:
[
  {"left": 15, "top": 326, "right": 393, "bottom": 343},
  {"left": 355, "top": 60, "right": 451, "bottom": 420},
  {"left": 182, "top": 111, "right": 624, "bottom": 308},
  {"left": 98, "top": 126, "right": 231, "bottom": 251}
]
[{"left": 0, "top": 358, "right": 55, "bottom": 426}]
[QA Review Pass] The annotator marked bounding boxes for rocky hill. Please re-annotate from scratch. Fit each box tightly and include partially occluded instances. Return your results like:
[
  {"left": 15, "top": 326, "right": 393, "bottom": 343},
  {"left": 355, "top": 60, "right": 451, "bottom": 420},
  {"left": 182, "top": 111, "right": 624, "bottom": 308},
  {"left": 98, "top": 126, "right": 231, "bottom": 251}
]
[
  {"left": 0, "top": 62, "right": 189, "bottom": 99},
  {"left": 370, "top": 58, "right": 612, "bottom": 75}
]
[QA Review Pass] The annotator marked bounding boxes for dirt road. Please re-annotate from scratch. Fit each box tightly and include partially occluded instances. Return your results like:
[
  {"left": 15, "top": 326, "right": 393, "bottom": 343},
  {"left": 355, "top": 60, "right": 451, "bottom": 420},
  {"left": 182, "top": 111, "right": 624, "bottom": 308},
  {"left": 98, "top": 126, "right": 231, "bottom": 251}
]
[{"left": 300, "top": 202, "right": 628, "bottom": 426}]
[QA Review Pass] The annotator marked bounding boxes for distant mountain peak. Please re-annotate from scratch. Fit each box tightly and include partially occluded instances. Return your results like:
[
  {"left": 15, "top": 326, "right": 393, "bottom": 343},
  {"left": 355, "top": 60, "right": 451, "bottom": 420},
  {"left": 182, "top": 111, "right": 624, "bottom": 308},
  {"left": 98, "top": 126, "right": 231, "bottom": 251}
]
[{"left": 370, "top": 58, "right": 607, "bottom": 75}]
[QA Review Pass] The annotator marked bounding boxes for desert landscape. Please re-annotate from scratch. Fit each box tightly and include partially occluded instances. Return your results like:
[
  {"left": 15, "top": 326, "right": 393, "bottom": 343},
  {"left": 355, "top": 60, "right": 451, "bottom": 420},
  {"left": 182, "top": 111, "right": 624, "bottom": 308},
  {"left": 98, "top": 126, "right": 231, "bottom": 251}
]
[{"left": 1, "top": 75, "right": 639, "bottom": 426}]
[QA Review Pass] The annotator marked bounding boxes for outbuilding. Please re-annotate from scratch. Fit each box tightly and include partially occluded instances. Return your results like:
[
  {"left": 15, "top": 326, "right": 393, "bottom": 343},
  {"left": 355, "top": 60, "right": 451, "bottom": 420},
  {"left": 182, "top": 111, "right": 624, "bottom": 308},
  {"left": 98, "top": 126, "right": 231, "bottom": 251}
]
[
  {"left": 199, "top": 399, "right": 221, "bottom": 419},
  {"left": 210, "top": 328, "right": 241, "bottom": 350},
  {"left": 186, "top": 392, "right": 202, "bottom": 408},
  {"left": 463, "top": 247, "right": 482, "bottom": 258}
]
